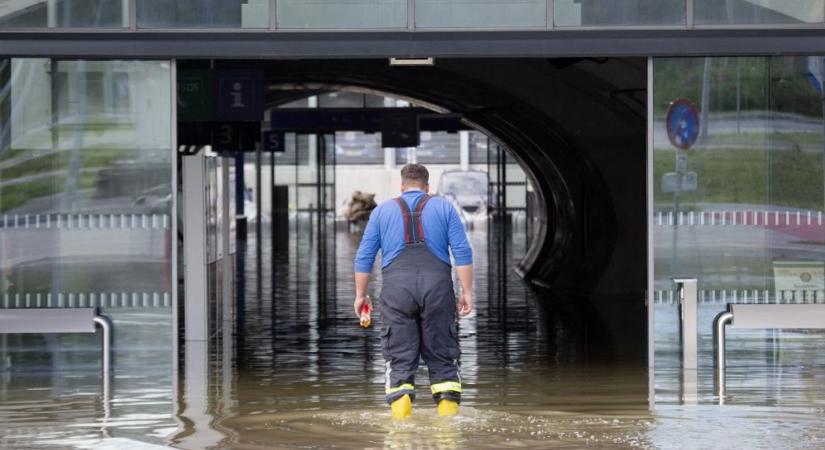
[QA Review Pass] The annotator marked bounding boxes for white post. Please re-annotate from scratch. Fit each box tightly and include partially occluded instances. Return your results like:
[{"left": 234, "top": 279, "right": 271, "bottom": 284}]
[
  {"left": 178, "top": 341, "right": 226, "bottom": 447},
  {"left": 674, "top": 277, "right": 698, "bottom": 404},
  {"left": 183, "top": 153, "right": 208, "bottom": 343},
  {"left": 459, "top": 130, "right": 470, "bottom": 171},
  {"left": 384, "top": 147, "right": 396, "bottom": 170}
]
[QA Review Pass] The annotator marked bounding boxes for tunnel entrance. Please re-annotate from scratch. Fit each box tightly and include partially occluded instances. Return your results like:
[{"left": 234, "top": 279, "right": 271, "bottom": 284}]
[{"left": 176, "top": 58, "right": 649, "bottom": 433}]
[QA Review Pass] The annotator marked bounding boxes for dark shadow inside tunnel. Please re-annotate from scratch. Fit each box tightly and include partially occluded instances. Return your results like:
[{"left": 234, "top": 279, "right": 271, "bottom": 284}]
[{"left": 179, "top": 57, "right": 649, "bottom": 370}]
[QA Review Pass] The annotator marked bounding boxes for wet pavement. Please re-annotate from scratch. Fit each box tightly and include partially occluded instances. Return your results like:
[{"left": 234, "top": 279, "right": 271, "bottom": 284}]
[{"left": 1, "top": 218, "right": 825, "bottom": 449}]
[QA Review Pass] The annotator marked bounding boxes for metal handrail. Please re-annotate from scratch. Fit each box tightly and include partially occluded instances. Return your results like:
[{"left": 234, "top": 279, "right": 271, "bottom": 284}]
[
  {"left": 0, "top": 308, "right": 113, "bottom": 376},
  {"left": 93, "top": 314, "right": 113, "bottom": 374},
  {"left": 714, "top": 310, "right": 734, "bottom": 401},
  {"left": 713, "top": 304, "right": 825, "bottom": 404}
]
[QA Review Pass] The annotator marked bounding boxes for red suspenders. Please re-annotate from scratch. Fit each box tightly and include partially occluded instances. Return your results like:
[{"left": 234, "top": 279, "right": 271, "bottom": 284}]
[{"left": 394, "top": 194, "right": 432, "bottom": 245}]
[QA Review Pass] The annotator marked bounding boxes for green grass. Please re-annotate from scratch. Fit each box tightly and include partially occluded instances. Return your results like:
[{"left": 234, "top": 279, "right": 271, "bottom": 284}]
[
  {"left": 0, "top": 148, "right": 26, "bottom": 161},
  {"left": 0, "top": 148, "right": 119, "bottom": 180},
  {"left": 706, "top": 132, "right": 825, "bottom": 148},
  {"left": 0, "top": 177, "right": 66, "bottom": 212},
  {"left": 654, "top": 147, "right": 825, "bottom": 210},
  {"left": 0, "top": 173, "right": 98, "bottom": 213}
]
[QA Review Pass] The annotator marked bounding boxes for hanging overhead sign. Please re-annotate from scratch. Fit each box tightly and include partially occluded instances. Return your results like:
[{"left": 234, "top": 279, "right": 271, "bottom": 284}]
[{"left": 213, "top": 69, "right": 264, "bottom": 122}]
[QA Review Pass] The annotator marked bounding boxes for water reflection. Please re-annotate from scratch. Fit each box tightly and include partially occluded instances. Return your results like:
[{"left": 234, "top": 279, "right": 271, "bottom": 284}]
[{"left": 3, "top": 217, "right": 825, "bottom": 449}]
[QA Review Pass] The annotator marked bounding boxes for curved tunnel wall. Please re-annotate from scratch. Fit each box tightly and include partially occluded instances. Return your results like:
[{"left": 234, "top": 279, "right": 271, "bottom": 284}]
[{"left": 251, "top": 59, "right": 647, "bottom": 303}]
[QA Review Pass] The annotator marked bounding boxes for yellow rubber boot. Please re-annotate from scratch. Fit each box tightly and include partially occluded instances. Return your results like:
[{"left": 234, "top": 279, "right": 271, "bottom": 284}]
[
  {"left": 437, "top": 399, "right": 459, "bottom": 417},
  {"left": 391, "top": 394, "right": 412, "bottom": 420}
]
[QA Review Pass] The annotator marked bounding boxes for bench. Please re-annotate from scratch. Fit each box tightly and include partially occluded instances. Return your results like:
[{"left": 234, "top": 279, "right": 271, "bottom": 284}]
[
  {"left": 714, "top": 304, "right": 825, "bottom": 399},
  {"left": 0, "top": 308, "right": 113, "bottom": 374}
]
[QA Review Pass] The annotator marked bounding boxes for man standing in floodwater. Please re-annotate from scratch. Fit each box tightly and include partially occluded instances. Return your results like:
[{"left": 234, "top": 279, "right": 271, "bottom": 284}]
[{"left": 354, "top": 163, "right": 474, "bottom": 420}]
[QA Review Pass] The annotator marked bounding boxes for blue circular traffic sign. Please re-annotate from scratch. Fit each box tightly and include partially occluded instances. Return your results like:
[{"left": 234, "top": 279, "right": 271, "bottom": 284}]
[{"left": 665, "top": 98, "right": 700, "bottom": 151}]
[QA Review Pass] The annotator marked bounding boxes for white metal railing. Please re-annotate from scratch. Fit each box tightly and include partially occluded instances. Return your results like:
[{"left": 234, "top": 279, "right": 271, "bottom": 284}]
[
  {"left": 0, "top": 292, "right": 171, "bottom": 309},
  {"left": 0, "top": 213, "right": 170, "bottom": 230},
  {"left": 654, "top": 289, "right": 825, "bottom": 305},
  {"left": 654, "top": 210, "right": 825, "bottom": 227}
]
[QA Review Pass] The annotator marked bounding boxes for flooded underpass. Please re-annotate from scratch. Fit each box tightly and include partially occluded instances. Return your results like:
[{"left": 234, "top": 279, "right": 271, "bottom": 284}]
[
  {"left": 185, "top": 219, "right": 655, "bottom": 449},
  {"left": 2, "top": 218, "right": 825, "bottom": 449},
  {"left": 2, "top": 57, "right": 825, "bottom": 450},
  {"left": 0, "top": 214, "right": 825, "bottom": 449}
]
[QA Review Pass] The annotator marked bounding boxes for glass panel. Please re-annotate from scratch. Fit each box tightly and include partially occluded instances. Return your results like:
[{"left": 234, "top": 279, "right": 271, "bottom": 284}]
[
  {"left": 277, "top": 0, "right": 406, "bottom": 29},
  {"left": 0, "top": 0, "right": 125, "bottom": 28},
  {"left": 296, "top": 134, "right": 317, "bottom": 212},
  {"left": 138, "top": 0, "right": 269, "bottom": 28},
  {"left": 0, "top": 58, "right": 173, "bottom": 372},
  {"left": 695, "top": 0, "right": 825, "bottom": 25},
  {"left": 468, "top": 131, "right": 489, "bottom": 165},
  {"left": 395, "top": 147, "right": 411, "bottom": 165},
  {"left": 318, "top": 92, "right": 364, "bottom": 108},
  {"left": 335, "top": 131, "right": 383, "bottom": 165},
  {"left": 415, "top": 0, "right": 546, "bottom": 28},
  {"left": 653, "top": 56, "right": 825, "bottom": 400},
  {"left": 278, "top": 97, "right": 312, "bottom": 109},
  {"left": 417, "top": 131, "right": 460, "bottom": 164},
  {"left": 554, "top": 0, "right": 685, "bottom": 27}
]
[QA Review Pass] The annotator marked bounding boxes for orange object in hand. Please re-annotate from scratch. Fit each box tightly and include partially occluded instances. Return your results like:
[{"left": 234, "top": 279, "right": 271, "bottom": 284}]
[{"left": 359, "top": 303, "right": 372, "bottom": 328}]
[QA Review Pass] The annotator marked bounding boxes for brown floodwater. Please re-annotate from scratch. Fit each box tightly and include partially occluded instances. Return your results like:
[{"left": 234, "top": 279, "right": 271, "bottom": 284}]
[{"left": 2, "top": 220, "right": 825, "bottom": 449}]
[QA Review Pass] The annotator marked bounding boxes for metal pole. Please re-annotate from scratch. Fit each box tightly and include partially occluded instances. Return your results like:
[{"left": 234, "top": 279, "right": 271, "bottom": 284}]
[
  {"left": 271, "top": 149, "right": 276, "bottom": 296},
  {"left": 255, "top": 142, "right": 262, "bottom": 299},
  {"left": 221, "top": 158, "right": 232, "bottom": 330},
  {"left": 715, "top": 310, "right": 734, "bottom": 402},
  {"left": 820, "top": 83, "right": 825, "bottom": 214},
  {"left": 674, "top": 277, "right": 698, "bottom": 370},
  {"left": 459, "top": 131, "right": 470, "bottom": 171},
  {"left": 93, "top": 314, "right": 113, "bottom": 374},
  {"left": 700, "top": 57, "right": 712, "bottom": 142},
  {"left": 736, "top": 58, "right": 742, "bottom": 134},
  {"left": 674, "top": 277, "right": 698, "bottom": 404},
  {"left": 183, "top": 154, "right": 208, "bottom": 342}
]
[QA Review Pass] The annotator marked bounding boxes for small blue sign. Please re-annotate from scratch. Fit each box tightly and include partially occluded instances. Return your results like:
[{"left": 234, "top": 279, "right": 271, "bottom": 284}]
[
  {"left": 665, "top": 98, "right": 700, "bottom": 151},
  {"left": 263, "top": 131, "right": 285, "bottom": 153},
  {"left": 806, "top": 56, "right": 824, "bottom": 95},
  {"left": 213, "top": 70, "right": 263, "bottom": 122}
]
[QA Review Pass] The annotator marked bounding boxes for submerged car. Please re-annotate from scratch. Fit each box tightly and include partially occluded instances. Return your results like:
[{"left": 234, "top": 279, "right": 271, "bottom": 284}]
[{"left": 436, "top": 170, "right": 490, "bottom": 224}]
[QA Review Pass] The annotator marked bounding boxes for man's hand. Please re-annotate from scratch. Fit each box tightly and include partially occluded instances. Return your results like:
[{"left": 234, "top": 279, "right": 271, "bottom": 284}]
[
  {"left": 454, "top": 264, "right": 474, "bottom": 317},
  {"left": 458, "top": 291, "right": 473, "bottom": 316},
  {"left": 354, "top": 295, "right": 370, "bottom": 318},
  {"left": 354, "top": 272, "right": 371, "bottom": 318}
]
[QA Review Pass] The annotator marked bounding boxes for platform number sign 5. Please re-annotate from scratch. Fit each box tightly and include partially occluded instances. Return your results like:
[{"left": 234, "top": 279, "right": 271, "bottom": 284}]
[{"left": 263, "top": 131, "right": 285, "bottom": 153}]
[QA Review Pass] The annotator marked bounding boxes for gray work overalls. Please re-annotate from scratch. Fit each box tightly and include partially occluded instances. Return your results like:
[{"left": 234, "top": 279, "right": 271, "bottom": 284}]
[{"left": 380, "top": 194, "right": 462, "bottom": 405}]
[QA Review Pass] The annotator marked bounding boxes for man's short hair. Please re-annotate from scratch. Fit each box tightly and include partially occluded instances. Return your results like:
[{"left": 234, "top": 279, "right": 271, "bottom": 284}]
[{"left": 401, "top": 164, "right": 429, "bottom": 185}]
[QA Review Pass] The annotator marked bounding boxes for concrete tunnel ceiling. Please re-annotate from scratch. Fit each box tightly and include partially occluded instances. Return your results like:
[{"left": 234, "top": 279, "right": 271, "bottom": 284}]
[{"left": 247, "top": 58, "right": 647, "bottom": 298}]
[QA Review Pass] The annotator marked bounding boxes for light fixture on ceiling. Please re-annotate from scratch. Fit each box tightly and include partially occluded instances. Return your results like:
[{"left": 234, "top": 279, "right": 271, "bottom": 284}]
[{"left": 389, "top": 57, "right": 435, "bottom": 67}]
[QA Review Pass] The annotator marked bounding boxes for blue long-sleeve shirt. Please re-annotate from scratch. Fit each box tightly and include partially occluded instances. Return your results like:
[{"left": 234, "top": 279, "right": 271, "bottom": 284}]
[{"left": 354, "top": 190, "right": 473, "bottom": 273}]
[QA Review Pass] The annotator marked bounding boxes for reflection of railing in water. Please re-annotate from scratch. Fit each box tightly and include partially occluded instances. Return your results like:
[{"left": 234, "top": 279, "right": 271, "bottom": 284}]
[
  {"left": 1, "top": 292, "right": 171, "bottom": 309},
  {"left": 654, "top": 289, "right": 825, "bottom": 305},
  {"left": 0, "top": 213, "right": 170, "bottom": 230},
  {"left": 654, "top": 210, "right": 825, "bottom": 227}
]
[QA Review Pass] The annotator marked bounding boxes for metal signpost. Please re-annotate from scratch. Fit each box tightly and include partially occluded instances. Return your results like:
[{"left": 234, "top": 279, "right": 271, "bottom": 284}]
[
  {"left": 805, "top": 57, "right": 825, "bottom": 213},
  {"left": 665, "top": 98, "right": 701, "bottom": 404},
  {"left": 665, "top": 98, "right": 700, "bottom": 276}
]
